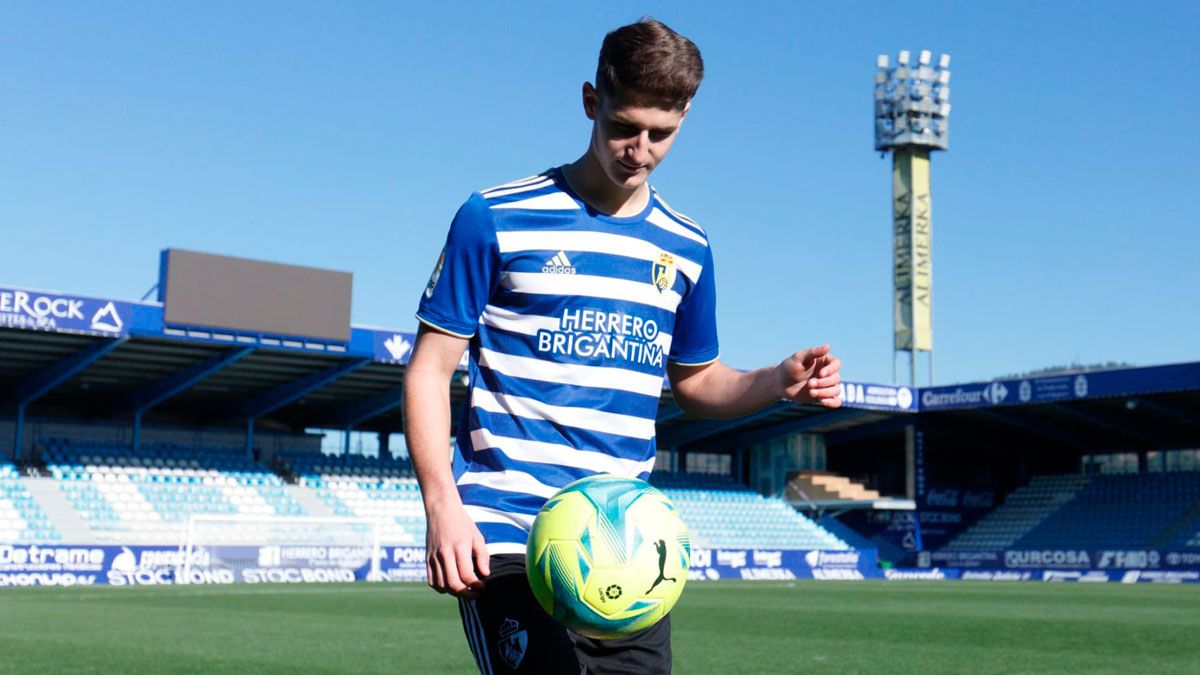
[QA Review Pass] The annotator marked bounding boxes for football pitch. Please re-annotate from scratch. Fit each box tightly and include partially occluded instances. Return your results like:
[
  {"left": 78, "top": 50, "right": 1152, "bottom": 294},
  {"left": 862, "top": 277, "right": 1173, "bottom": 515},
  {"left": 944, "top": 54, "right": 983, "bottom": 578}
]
[{"left": 1, "top": 581, "right": 1198, "bottom": 674}]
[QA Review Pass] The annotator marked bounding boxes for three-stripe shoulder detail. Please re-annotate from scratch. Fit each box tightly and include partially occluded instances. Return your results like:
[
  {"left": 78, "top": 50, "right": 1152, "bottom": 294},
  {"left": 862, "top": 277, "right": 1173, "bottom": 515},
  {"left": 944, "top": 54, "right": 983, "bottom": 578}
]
[
  {"left": 479, "top": 173, "right": 580, "bottom": 211},
  {"left": 651, "top": 189, "right": 707, "bottom": 238}
]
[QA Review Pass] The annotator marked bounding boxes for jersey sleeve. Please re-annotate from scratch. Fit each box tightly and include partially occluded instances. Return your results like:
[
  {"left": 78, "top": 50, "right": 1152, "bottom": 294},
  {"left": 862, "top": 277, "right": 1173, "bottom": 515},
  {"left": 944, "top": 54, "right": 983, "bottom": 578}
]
[
  {"left": 415, "top": 193, "right": 500, "bottom": 338},
  {"left": 668, "top": 244, "right": 720, "bottom": 365}
]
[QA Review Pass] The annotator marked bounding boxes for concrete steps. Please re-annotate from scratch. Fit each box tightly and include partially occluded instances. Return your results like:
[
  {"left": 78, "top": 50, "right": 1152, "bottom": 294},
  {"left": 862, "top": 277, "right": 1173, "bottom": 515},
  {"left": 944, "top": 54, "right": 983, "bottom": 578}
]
[
  {"left": 285, "top": 484, "right": 337, "bottom": 519},
  {"left": 788, "top": 472, "right": 881, "bottom": 502},
  {"left": 23, "top": 477, "right": 97, "bottom": 544}
]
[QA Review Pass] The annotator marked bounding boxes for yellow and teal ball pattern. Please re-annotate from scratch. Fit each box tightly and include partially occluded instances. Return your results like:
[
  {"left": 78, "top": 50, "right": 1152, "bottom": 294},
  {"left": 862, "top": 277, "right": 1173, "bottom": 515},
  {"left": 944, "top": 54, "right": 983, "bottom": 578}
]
[{"left": 525, "top": 475, "right": 690, "bottom": 639}]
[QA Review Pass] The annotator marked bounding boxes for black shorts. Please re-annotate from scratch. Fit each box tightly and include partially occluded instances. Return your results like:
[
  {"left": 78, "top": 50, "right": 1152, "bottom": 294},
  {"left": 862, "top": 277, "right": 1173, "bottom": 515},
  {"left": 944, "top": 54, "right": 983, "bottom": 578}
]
[{"left": 457, "top": 554, "right": 671, "bottom": 674}]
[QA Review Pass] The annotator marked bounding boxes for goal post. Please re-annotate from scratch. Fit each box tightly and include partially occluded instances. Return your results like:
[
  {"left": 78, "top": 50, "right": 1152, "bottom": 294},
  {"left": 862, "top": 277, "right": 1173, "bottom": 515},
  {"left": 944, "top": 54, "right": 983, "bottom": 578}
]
[{"left": 179, "top": 514, "right": 384, "bottom": 585}]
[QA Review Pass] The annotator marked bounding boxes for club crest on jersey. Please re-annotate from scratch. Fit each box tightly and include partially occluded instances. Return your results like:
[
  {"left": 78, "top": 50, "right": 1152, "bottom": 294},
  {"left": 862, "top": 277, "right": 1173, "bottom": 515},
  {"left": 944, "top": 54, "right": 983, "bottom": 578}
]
[
  {"left": 652, "top": 253, "right": 676, "bottom": 294},
  {"left": 498, "top": 617, "right": 528, "bottom": 669}
]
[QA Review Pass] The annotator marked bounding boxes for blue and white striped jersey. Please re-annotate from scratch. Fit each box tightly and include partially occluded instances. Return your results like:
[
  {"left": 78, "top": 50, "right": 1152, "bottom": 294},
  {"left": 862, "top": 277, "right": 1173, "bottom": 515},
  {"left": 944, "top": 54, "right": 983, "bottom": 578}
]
[{"left": 417, "top": 167, "right": 718, "bottom": 555}]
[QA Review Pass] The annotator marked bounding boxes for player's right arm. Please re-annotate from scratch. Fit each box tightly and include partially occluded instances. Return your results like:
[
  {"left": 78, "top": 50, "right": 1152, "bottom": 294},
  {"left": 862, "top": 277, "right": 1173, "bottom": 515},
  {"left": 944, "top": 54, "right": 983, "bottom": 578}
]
[
  {"left": 405, "top": 324, "right": 490, "bottom": 598},
  {"left": 405, "top": 192, "right": 501, "bottom": 599}
]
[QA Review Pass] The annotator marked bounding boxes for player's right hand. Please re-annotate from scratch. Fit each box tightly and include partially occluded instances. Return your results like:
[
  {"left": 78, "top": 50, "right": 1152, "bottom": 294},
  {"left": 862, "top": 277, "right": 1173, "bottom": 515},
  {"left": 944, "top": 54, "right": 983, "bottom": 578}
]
[{"left": 424, "top": 504, "right": 491, "bottom": 599}]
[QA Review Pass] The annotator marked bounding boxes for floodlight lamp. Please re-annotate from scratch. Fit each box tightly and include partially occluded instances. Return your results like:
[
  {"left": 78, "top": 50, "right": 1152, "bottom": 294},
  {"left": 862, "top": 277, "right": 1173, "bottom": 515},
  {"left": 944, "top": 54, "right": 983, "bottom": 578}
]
[
  {"left": 877, "top": 54, "right": 889, "bottom": 69},
  {"left": 898, "top": 50, "right": 910, "bottom": 65},
  {"left": 938, "top": 70, "right": 951, "bottom": 85},
  {"left": 919, "top": 50, "right": 931, "bottom": 66},
  {"left": 938, "top": 54, "right": 951, "bottom": 69}
]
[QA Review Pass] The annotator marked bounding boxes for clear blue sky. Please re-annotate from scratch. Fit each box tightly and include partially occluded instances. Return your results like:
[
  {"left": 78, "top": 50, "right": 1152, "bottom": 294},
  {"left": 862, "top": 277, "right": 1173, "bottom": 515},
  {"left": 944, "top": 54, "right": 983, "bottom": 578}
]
[{"left": 2, "top": 1, "right": 1197, "bottom": 386}]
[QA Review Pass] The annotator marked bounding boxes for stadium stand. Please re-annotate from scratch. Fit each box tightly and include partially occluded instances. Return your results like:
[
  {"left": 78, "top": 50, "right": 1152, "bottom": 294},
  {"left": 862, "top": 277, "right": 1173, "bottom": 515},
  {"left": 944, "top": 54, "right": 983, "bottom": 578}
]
[
  {"left": 285, "top": 451, "right": 425, "bottom": 546},
  {"left": 40, "top": 438, "right": 305, "bottom": 544},
  {"left": 0, "top": 459, "right": 60, "bottom": 543},
  {"left": 940, "top": 471, "right": 1200, "bottom": 552},
  {"left": 651, "top": 471, "right": 849, "bottom": 550},
  {"left": 8, "top": 432, "right": 852, "bottom": 551},
  {"left": 939, "top": 474, "right": 1090, "bottom": 552},
  {"left": 1176, "top": 515, "right": 1200, "bottom": 548},
  {"left": 1015, "top": 472, "right": 1200, "bottom": 550}
]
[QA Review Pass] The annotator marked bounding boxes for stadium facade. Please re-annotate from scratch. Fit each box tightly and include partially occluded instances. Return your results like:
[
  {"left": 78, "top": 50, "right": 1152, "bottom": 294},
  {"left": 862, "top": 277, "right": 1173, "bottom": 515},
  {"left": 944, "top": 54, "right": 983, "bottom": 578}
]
[{"left": 1, "top": 251, "right": 1198, "bottom": 587}]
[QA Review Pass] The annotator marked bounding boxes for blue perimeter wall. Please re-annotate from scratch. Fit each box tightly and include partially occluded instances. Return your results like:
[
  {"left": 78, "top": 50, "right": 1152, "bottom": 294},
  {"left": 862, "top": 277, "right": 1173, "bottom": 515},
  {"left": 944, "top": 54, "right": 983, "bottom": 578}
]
[{"left": 2, "top": 544, "right": 1197, "bottom": 587}]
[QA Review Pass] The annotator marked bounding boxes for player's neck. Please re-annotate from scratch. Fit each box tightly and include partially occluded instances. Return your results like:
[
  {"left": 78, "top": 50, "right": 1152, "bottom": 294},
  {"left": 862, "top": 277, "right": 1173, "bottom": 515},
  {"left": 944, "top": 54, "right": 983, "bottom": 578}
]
[{"left": 562, "top": 154, "right": 649, "bottom": 218}]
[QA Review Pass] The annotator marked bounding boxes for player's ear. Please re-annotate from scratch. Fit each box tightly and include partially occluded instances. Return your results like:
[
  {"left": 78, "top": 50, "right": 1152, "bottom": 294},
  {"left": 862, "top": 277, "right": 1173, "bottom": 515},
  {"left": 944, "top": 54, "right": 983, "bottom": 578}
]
[
  {"left": 678, "top": 100, "right": 692, "bottom": 122},
  {"left": 582, "top": 82, "right": 598, "bottom": 121}
]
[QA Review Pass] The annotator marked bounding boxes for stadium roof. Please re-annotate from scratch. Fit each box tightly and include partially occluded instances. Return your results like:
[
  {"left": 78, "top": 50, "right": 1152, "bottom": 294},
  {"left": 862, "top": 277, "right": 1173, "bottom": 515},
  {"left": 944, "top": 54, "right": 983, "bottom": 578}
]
[{"left": 2, "top": 282, "right": 1198, "bottom": 456}]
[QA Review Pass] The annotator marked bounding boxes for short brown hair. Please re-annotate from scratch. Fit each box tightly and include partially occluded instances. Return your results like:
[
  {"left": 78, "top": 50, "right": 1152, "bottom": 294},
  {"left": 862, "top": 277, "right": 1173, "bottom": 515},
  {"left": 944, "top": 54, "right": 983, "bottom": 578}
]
[{"left": 595, "top": 18, "right": 704, "bottom": 110}]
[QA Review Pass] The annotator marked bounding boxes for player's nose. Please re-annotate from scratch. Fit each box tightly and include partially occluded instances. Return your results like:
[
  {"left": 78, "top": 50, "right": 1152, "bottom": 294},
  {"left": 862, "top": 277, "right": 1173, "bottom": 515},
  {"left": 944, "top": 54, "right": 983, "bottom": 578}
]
[{"left": 628, "top": 133, "right": 652, "bottom": 163}]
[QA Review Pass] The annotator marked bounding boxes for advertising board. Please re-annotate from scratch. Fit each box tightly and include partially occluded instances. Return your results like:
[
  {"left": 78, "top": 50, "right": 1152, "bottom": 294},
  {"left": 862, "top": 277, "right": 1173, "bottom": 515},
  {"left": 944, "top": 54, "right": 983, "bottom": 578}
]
[
  {"left": 0, "top": 286, "right": 136, "bottom": 337},
  {"left": 0, "top": 544, "right": 428, "bottom": 587}
]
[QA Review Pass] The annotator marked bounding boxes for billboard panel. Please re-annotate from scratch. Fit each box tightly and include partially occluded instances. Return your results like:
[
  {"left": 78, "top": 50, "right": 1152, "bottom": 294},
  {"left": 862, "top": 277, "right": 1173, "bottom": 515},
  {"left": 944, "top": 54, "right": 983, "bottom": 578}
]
[
  {"left": 0, "top": 286, "right": 135, "bottom": 337},
  {"left": 893, "top": 149, "right": 933, "bottom": 351},
  {"left": 160, "top": 249, "right": 352, "bottom": 342},
  {"left": 919, "top": 363, "right": 1200, "bottom": 411}
]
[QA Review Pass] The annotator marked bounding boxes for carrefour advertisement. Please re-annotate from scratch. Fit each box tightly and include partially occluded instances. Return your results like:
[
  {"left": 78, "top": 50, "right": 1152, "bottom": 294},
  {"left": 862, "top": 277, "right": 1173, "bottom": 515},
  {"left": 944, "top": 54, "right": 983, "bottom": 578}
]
[{"left": 919, "top": 362, "right": 1200, "bottom": 411}]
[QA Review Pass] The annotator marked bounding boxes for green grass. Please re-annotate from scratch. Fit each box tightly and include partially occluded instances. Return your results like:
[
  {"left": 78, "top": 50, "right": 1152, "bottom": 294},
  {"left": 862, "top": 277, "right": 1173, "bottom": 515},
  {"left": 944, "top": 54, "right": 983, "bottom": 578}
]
[{"left": 1, "top": 581, "right": 1198, "bottom": 673}]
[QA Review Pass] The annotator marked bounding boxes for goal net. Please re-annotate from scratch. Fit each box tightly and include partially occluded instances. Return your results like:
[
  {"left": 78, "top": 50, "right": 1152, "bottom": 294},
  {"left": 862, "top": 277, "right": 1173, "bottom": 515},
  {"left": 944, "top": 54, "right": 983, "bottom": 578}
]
[{"left": 178, "top": 515, "right": 383, "bottom": 585}]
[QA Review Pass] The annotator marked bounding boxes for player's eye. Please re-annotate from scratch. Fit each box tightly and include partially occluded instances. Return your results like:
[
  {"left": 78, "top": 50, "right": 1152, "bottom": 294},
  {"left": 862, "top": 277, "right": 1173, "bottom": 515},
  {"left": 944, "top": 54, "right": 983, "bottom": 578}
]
[
  {"left": 649, "top": 130, "right": 673, "bottom": 143},
  {"left": 609, "top": 121, "right": 639, "bottom": 138}
]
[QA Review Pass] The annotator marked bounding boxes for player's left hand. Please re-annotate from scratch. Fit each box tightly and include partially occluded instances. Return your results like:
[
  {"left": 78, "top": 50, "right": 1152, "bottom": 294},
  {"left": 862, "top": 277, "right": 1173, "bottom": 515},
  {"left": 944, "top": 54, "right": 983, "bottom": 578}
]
[{"left": 776, "top": 344, "right": 842, "bottom": 408}]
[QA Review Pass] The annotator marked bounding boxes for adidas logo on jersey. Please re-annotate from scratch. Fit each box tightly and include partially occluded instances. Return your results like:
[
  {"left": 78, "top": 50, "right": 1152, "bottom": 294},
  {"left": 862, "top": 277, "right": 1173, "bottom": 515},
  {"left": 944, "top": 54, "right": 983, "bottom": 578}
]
[{"left": 542, "top": 250, "right": 577, "bottom": 275}]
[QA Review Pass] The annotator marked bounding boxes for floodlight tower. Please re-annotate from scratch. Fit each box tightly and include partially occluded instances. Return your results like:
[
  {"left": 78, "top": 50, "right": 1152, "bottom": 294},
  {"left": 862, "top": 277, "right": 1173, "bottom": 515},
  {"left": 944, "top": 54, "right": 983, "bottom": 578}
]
[{"left": 875, "top": 49, "right": 951, "bottom": 386}]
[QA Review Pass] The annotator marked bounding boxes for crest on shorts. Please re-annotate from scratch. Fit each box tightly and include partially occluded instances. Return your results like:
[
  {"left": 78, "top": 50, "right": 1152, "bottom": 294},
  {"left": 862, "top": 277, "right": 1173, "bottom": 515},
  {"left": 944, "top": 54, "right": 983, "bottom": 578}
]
[
  {"left": 651, "top": 253, "right": 676, "bottom": 294},
  {"left": 498, "top": 617, "right": 528, "bottom": 669}
]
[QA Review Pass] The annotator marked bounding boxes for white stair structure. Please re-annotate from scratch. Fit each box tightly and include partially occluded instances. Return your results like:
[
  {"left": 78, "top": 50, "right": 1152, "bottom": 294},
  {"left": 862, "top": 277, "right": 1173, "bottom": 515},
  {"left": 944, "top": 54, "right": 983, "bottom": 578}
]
[
  {"left": 23, "top": 478, "right": 93, "bottom": 544},
  {"left": 284, "top": 484, "right": 338, "bottom": 519}
]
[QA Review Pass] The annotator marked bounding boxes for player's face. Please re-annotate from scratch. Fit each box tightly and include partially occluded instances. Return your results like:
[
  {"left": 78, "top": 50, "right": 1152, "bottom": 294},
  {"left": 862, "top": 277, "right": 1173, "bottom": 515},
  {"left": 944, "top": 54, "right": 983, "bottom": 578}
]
[{"left": 584, "top": 84, "right": 689, "bottom": 191}]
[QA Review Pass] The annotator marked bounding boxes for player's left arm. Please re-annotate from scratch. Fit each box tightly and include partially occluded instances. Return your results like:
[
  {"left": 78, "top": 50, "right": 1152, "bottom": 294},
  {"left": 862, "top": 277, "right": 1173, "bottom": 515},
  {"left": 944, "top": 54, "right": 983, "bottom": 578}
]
[
  {"left": 666, "top": 240, "right": 841, "bottom": 418},
  {"left": 667, "top": 345, "right": 842, "bottom": 419}
]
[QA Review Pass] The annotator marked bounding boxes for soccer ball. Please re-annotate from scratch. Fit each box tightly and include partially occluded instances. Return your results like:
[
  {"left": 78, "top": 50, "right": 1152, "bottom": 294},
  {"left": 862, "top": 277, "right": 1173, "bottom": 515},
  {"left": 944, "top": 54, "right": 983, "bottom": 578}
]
[{"left": 525, "top": 475, "right": 690, "bottom": 639}]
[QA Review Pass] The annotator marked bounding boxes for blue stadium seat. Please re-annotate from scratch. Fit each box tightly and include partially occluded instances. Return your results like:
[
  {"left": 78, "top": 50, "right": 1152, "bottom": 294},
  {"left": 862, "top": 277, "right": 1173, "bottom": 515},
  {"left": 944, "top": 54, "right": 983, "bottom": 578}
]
[{"left": 649, "top": 471, "right": 849, "bottom": 550}]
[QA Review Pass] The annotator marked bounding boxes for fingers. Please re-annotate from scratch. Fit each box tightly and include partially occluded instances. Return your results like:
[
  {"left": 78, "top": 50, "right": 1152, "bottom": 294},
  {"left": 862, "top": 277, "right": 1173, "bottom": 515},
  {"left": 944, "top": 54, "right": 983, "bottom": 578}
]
[
  {"left": 807, "top": 383, "right": 842, "bottom": 400},
  {"left": 805, "top": 372, "right": 842, "bottom": 391},
  {"left": 473, "top": 533, "right": 491, "bottom": 578},
  {"left": 444, "top": 543, "right": 480, "bottom": 598},
  {"left": 428, "top": 544, "right": 478, "bottom": 598},
  {"left": 426, "top": 557, "right": 441, "bottom": 593},
  {"left": 818, "top": 356, "right": 842, "bottom": 379},
  {"left": 796, "top": 344, "right": 831, "bottom": 367}
]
